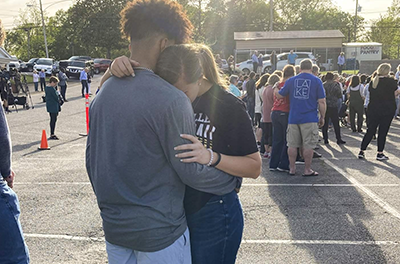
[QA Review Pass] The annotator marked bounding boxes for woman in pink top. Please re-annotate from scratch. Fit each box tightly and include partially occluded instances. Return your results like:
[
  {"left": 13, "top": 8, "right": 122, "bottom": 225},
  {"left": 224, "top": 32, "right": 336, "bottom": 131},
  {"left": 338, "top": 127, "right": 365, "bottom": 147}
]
[
  {"left": 269, "top": 65, "right": 295, "bottom": 172},
  {"left": 261, "top": 74, "right": 280, "bottom": 158}
]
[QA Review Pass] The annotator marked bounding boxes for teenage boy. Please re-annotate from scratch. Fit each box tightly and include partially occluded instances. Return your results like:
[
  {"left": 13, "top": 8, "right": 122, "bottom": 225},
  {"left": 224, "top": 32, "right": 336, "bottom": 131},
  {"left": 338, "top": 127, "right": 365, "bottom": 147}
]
[{"left": 86, "top": 1, "right": 238, "bottom": 263}]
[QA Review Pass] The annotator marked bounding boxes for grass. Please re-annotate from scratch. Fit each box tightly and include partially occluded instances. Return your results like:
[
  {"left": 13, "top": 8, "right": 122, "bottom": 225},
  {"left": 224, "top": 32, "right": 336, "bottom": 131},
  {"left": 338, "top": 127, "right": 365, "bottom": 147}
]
[
  {"left": 20, "top": 74, "right": 51, "bottom": 84},
  {"left": 320, "top": 70, "right": 359, "bottom": 75}
]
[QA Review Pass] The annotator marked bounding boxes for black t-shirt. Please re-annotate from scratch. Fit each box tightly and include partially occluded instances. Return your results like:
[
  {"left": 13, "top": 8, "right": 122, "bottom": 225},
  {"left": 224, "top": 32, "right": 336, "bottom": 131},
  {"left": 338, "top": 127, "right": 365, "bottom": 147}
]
[
  {"left": 246, "top": 79, "right": 256, "bottom": 101},
  {"left": 368, "top": 77, "right": 398, "bottom": 116},
  {"left": 184, "top": 84, "right": 258, "bottom": 215}
]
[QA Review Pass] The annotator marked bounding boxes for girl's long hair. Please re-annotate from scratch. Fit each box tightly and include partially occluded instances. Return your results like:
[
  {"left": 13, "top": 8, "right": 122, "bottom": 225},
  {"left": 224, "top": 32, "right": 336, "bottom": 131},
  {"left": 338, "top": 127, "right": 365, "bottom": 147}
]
[
  {"left": 155, "top": 44, "right": 203, "bottom": 86},
  {"left": 195, "top": 44, "right": 228, "bottom": 90},
  {"left": 256, "top": 73, "right": 270, "bottom": 90},
  {"left": 372, "top": 63, "right": 391, "bottom": 89}
]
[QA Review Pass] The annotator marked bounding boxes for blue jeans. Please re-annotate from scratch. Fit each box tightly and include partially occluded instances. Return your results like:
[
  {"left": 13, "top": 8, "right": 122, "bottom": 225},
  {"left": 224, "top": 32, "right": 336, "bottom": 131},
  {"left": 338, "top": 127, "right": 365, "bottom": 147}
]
[
  {"left": 270, "top": 111, "right": 289, "bottom": 170},
  {"left": 106, "top": 228, "right": 191, "bottom": 264},
  {"left": 186, "top": 190, "right": 243, "bottom": 264},
  {"left": 34, "top": 82, "right": 38, "bottom": 92},
  {"left": 0, "top": 181, "right": 30, "bottom": 264}
]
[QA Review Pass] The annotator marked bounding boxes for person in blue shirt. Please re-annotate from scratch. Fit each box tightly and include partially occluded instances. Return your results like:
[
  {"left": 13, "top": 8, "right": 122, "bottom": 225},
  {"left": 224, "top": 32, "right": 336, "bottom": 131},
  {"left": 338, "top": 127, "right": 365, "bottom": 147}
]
[
  {"left": 288, "top": 50, "right": 298, "bottom": 66},
  {"left": 229, "top": 75, "right": 241, "bottom": 97},
  {"left": 251, "top": 51, "right": 259, "bottom": 72},
  {"left": 39, "top": 69, "right": 46, "bottom": 91},
  {"left": 275, "top": 59, "right": 326, "bottom": 176},
  {"left": 80, "top": 68, "right": 89, "bottom": 97}
]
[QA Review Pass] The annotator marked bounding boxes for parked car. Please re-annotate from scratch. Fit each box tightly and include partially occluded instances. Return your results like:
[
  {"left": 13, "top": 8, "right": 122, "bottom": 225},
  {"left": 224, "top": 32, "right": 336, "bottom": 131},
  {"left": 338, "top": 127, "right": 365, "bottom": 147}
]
[
  {"left": 66, "top": 60, "right": 94, "bottom": 78},
  {"left": 93, "top": 58, "right": 112, "bottom": 74},
  {"left": 7, "top": 61, "right": 21, "bottom": 71},
  {"left": 263, "top": 52, "right": 317, "bottom": 73},
  {"left": 69, "top": 56, "right": 92, "bottom": 61},
  {"left": 20, "top": 58, "right": 39, "bottom": 72},
  {"left": 59, "top": 60, "right": 70, "bottom": 70},
  {"left": 236, "top": 54, "right": 271, "bottom": 75},
  {"left": 33, "top": 58, "right": 55, "bottom": 75}
]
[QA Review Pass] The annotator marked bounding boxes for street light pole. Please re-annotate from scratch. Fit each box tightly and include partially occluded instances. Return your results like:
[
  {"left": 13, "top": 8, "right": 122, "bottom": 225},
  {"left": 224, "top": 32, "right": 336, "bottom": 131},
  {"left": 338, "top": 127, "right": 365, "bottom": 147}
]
[
  {"left": 38, "top": 0, "right": 49, "bottom": 58},
  {"left": 269, "top": 0, "right": 273, "bottom": 32},
  {"left": 354, "top": 0, "right": 358, "bottom": 42}
]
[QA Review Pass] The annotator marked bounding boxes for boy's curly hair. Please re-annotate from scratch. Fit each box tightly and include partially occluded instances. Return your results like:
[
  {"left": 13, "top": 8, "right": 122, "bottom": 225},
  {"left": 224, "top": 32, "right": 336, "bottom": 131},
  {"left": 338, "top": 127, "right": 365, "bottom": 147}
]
[{"left": 121, "top": 0, "right": 193, "bottom": 44}]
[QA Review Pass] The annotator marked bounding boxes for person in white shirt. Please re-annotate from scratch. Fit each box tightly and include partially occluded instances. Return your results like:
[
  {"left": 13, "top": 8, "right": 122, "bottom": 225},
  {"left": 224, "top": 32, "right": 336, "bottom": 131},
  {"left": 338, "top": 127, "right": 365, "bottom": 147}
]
[{"left": 32, "top": 70, "right": 39, "bottom": 92}]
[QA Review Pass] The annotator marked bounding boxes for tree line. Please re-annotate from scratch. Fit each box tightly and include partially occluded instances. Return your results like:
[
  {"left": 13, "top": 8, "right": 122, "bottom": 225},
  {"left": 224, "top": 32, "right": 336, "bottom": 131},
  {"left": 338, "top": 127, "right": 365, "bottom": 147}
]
[{"left": 2, "top": 0, "right": 398, "bottom": 61}]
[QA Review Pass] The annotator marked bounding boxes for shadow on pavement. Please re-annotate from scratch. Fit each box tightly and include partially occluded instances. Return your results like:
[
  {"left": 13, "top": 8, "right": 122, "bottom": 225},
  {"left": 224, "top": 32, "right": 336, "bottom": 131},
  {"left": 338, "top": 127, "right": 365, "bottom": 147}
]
[{"left": 265, "top": 169, "right": 388, "bottom": 263}]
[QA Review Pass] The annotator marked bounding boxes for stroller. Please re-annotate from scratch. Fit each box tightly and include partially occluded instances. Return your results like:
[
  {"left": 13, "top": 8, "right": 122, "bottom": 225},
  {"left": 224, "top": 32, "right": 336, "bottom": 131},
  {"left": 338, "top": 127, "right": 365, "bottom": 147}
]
[{"left": 5, "top": 72, "right": 34, "bottom": 112}]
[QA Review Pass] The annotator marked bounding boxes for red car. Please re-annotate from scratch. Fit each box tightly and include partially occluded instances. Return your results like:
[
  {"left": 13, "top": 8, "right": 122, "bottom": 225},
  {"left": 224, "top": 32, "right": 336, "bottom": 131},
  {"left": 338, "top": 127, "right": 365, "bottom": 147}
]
[{"left": 93, "top": 58, "right": 112, "bottom": 74}]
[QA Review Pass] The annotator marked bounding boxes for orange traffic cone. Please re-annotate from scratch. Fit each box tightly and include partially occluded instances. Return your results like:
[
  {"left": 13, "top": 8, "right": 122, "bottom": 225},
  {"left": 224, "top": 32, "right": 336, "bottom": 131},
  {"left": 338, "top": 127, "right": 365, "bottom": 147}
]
[{"left": 38, "top": 130, "right": 50, "bottom": 150}]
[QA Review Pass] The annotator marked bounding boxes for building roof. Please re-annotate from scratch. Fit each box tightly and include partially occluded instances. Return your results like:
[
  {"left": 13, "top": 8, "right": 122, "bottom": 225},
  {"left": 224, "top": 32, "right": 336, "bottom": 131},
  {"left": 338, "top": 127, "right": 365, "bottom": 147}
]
[
  {"left": 234, "top": 30, "right": 345, "bottom": 41},
  {"left": 0, "top": 47, "right": 13, "bottom": 65},
  {"left": 343, "top": 42, "right": 382, "bottom": 47}
]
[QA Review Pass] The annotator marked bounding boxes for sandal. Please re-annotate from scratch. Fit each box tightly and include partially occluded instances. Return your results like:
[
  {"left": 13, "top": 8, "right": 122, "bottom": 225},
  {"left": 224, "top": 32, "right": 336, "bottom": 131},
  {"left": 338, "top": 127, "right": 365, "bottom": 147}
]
[{"left": 302, "top": 171, "right": 319, "bottom": 177}]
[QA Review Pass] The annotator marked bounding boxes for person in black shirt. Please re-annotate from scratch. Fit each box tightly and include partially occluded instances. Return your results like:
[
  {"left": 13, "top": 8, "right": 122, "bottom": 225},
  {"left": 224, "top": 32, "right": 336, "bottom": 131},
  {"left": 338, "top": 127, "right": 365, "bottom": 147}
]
[
  {"left": 245, "top": 71, "right": 256, "bottom": 125},
  {"left": 359, "top": 63, "right": 400, "bottom": 160},
  {"left": 108, "top": 44, "right": 261, "bottom": 264}
]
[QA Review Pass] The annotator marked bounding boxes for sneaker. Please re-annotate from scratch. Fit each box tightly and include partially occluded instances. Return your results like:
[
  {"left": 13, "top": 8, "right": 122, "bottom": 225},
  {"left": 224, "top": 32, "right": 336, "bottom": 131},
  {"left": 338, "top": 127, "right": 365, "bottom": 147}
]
[
  {"left": 295, "top": 158, "right": 305, "bottom": 165},
  {"left": 277, "top": 167, "right": 290, "bottom": 173},
  {"left": 263, "top": 152, "right": 270, "bottom": 158},
  {"left": 337, "top": 140, "right": 346, "bottom": 145},
  {"left": 313, "top": 151, "right": 322, "bottom": 158},
  {"left": 358, "top": 151, "right": 365, "bottom": 159},
  {"left": 376, "top": 153, "right": 389, "bottom": 161},
  {"left": 50, "top": 135, "right": 59, "bottom": 140},
  {"left": 269, "top": 168, "right": 277, "bottom": 171}
]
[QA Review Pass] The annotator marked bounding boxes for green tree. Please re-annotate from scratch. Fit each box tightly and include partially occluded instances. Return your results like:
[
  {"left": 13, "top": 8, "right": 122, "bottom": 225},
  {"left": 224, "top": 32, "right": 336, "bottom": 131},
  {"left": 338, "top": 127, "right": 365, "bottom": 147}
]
[
  {"left": 66, "top": 0, "right": 128, "bottom": 59},
  {"left": 368, "top": 0, "right": 400, "bottom": 59}
]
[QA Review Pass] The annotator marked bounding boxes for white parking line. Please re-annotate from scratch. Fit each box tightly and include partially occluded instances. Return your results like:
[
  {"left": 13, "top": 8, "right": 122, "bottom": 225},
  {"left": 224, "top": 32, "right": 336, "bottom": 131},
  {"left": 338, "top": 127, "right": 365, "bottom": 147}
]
[
  {"left": 24, "top": 233, "right": 400, "bottom": 246},
  {"left": 24, "top": 233, "right": 104, "bottom": 242},
  {"left": 323, "top": 158, "right": 400, "bottom": 220},
  {"left": 15, "top": 182, "right": 91, "bottom": 185},
  {"left": 13, "top": 182, "right": 400, "bottom": 187},
  {"left": 242, "top": 183, "right": 400, "bottom": 187},
  {"left": 242, "top": 239, "right": 400, "bottom": 246}
]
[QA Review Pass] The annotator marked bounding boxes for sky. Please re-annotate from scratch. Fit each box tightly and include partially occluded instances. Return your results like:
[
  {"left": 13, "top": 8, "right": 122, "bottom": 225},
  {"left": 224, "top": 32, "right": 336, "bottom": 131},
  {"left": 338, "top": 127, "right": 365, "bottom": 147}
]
[{"left": 0, "top": 0, "right": 394, "bottom": 30}]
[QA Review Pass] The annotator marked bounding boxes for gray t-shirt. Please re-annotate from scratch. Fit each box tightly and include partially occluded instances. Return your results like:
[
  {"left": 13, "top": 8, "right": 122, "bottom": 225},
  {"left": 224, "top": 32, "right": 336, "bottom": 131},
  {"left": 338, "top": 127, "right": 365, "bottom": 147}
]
[
  {"left": 86, "top": 70, "right": 238, "bottom": 252},
  {"left": 0, "top": 103, "right": 11, "bottom": 180}
]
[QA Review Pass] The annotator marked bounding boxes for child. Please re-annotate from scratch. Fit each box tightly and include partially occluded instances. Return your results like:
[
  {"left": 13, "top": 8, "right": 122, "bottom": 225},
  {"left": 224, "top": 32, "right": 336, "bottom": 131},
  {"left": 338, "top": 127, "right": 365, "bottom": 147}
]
[{"left": 45, "top": 76, "right": 61, "bottom": 140}]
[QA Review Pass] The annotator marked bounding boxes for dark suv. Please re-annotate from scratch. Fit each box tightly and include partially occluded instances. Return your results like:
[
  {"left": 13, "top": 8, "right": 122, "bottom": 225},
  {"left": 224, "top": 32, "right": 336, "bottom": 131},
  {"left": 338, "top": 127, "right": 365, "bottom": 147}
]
[{"left": 66, "top": 60, "right": 94, "bottom": 78}]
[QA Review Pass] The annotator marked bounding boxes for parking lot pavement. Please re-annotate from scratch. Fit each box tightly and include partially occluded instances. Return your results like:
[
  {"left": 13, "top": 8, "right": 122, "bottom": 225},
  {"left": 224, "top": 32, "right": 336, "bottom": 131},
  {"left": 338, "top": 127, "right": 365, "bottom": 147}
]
[{"left": 6, "top": 74, "right": 400, "bottom": 263}]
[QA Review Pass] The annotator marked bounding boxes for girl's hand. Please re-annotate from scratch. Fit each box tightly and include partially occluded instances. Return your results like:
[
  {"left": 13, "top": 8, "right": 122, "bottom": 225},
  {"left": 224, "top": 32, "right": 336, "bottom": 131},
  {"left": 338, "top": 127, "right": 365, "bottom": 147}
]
[
  {"left": 110, "top": 56, "right": 140, "bottom": 78},
  {"left": 174, "top": 134, "right": 211, "bottom": 165}
]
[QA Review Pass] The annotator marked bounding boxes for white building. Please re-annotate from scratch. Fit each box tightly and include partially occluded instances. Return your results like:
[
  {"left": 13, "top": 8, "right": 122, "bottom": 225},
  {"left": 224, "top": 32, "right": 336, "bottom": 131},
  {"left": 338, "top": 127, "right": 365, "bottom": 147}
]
[{"left": 0, "top": 47, "right": 13, "bottom": 67}]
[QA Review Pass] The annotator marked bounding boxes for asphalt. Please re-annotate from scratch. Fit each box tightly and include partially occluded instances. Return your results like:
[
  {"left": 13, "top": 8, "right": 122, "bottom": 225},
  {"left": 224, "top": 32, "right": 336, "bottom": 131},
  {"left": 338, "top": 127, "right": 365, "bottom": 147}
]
[{"left": 6, "top": 74, "right": 400, "bottom": 264}]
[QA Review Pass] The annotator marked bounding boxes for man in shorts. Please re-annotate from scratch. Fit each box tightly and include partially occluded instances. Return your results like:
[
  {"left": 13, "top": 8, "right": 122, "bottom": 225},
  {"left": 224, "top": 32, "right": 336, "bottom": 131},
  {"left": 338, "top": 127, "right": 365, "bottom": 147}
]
[{"left": 275, "top": 59, "right": 326, "bottom": 176}]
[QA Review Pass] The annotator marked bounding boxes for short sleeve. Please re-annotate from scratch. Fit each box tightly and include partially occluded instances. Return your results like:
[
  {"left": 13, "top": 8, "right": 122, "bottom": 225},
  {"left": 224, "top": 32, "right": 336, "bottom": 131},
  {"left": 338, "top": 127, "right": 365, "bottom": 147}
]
[
  {"left": 226, "top": 101, "right": 258, "bottom": 156},
  {"left": 279, "top": 79, "right": 291, "bottom": 97}
]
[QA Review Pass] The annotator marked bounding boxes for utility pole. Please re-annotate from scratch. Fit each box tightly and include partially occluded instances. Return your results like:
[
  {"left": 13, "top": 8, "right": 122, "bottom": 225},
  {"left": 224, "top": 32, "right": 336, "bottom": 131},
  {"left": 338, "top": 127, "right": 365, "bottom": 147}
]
[
  {"left": 198, "top": 0, "right": 202, "bottom": 37},
  {"left": 269, "top": 0, "right": 273, "bottom": 31},
  {"left": 39, "top": 0, "right": 49, "bottom": 58},
  {"left": 354, "top": 0, "right": 358, "bottom": 42}
]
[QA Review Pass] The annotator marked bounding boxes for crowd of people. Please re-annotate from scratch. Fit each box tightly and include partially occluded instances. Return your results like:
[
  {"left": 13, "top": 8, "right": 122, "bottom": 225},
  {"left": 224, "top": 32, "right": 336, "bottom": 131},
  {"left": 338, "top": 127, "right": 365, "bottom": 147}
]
[{"left": 228, "top": 60, "right": 400, "bottom": 167}]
